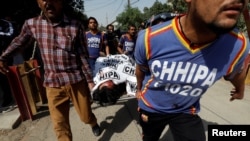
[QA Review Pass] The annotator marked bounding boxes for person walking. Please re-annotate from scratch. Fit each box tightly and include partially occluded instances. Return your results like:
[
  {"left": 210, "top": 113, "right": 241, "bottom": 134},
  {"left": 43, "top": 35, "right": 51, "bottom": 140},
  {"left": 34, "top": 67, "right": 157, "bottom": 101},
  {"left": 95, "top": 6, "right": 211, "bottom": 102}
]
[
  {"left": 134, "top": 0, "right": 250, "bottom": 141},
  {"left": 86, "top": 17, "right": 107, "bottom": 73},
  {"left": 117, "top": 24, "right": 137, "bottom": 59},
  {"left": 0, "top": 0, "right": 101, "bottom": 140},
  {"left": 104, "top": 24, "right": 119, "bottom": 55}
]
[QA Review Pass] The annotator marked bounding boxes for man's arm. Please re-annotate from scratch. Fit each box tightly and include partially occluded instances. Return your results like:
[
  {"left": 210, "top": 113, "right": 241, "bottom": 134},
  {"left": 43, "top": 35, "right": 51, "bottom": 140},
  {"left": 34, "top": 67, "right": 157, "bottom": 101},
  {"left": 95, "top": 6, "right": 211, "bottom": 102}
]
[
  {"left": 228, "top": 66, "right": 248, "bottom": 101},
  {"left": 135, "top": 64, "right": 149, "bottom": 99},
  {"left": 79, "top": 25, "right": 95, "bottom": 90},
  {"left": 0, "top": 60, "right": 9, "bottom": 74},
  {"left": 103, "top": 33, "right": 110, "bottom": 56},
  {"left": 80, "top": 55, "right": 95, "bottom": 89},
  {"left": 0, "top": 20, "right": 32, "bottom": 74},
  {"left": 117, "top": 43, "right": 124, "bottom": 54},
  {"left": 105, "top": 42, "right": 110, "bottom": 56},
  {"left": 99, "top": 32, "right": 107, "bottom": 56},
  {"left": 117, "top": 35, "right": 125, "bottom": 54}
]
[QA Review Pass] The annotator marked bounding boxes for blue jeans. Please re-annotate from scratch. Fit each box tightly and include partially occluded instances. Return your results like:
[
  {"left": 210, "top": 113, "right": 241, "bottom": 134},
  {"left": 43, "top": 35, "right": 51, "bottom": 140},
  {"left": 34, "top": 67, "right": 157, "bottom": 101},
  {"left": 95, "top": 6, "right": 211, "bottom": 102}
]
[{"left": 87, "top": 58, "right": 97, "bottom": 74}]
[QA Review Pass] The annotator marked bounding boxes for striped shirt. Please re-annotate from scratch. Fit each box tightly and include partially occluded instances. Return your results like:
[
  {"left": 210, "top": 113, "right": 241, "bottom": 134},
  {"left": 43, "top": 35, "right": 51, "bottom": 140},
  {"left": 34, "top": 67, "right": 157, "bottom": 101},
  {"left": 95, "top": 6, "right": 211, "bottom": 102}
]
[{"left": 0, "top": 15, "right": 93, "bottom": 87}]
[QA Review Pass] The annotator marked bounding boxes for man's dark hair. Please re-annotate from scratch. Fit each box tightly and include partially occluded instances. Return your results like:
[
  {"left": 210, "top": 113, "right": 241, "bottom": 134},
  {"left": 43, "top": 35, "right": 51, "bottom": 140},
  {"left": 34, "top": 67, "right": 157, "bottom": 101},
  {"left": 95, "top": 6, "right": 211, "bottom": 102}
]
[
  {"left": 128, "top": 24, "right": 136, "bottom": 30},
  {"left": 92, "top": 83, "right": 126, "bottom": 106},
  {"left": 106, "top": 24, "right": 114, "bottom": 30},
  {"left": 88, "top": 17, "right": 98, "bottom": 25}
]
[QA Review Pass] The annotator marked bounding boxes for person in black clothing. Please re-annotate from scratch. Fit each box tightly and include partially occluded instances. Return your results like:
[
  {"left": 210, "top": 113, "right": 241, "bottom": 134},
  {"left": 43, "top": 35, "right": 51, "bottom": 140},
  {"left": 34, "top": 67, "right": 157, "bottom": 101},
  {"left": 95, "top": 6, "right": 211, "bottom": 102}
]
[{"left": 104, "top": 24, "right": 119, "bottom": 55}]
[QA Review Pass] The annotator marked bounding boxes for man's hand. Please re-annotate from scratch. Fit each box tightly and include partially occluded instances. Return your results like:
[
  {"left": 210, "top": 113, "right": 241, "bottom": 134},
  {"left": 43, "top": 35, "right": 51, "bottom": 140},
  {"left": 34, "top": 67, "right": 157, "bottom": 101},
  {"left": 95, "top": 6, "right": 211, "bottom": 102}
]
[
  {"left": 136, "top": 89, "right": 142, "bottom": 100},
  {"left": 88, "top": 82, "right": 95, "bottom": 91},
  {"left": 0, "top": 61, "right": 9, "bottom": 74},
  {"left": 123, "top": 51, "right": 128, "bottom": 55},
  {"left": 228, "top": 65, "right": 247, "bottom": 101}
]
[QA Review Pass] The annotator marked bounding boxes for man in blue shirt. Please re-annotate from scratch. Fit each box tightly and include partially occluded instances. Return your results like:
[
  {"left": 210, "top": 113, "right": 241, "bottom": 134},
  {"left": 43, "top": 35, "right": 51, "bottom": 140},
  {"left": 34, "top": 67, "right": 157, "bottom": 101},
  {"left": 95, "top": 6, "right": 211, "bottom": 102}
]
[
  {"left": 117, "top": 24, "right": 137, "bottom": 59},
  {"left": 134, "top": 0, "right": 250, "bottom": 141},
  {"left": 86, "top": 17, "right": 107, "bottom": 73}
]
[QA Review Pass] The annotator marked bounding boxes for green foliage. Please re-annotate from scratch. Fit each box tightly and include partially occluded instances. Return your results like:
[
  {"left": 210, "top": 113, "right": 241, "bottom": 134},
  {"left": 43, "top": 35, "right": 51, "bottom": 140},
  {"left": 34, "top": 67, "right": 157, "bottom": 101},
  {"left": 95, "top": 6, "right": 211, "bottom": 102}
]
[
  {"left": 115, "top": 0, "right": 248, "bottom": 34},
  {"left": 168, "top": 0, "right": 187, "bottom": 13},
  {"left": 237, "top": 3, "right": 250, "bottom": 34},
  {"left": 116, "top": 7, "right": 144, "bottom": 31},
  {"left": 115, "top": 0, "right": 187, "bottom": 30},
  {"left": 142, "top": 1, "right": 169, "bottom": 19},
  {"left": 237, "top": 14, "right": 247, "bottom": 33},
  {"left": 0, "top": 0, "right": 87, "bottom": 27},
  {"left": 67, "top": 0, "right": 85, "bottom": 13},
  {"left": 66, "top": 0, "right": 88, "bottom": 25}
]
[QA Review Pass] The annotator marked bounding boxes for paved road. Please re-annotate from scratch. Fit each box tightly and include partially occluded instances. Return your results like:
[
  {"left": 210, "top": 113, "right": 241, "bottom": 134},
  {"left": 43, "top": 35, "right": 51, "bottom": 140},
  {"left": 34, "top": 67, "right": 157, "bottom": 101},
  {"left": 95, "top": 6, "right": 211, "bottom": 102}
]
[{"left": 1, "top": 79, "right": 250, "bottom": 141}]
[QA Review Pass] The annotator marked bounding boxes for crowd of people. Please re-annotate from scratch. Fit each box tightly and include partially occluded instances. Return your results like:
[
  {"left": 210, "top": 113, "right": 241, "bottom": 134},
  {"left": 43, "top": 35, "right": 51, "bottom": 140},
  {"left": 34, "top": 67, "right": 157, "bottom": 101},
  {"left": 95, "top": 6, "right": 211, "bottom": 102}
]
[
  {"left": 0, "top": 0, "right": 139, "bottom": 140},
  {"left": 85, "top": 16, "right": 138, "bottom": 69},
  {"left": 0, "top": 0, "right": 249, "bottom": 141},
  {"left": 84, "top": 17, "right": 139, "bottom": 106}
]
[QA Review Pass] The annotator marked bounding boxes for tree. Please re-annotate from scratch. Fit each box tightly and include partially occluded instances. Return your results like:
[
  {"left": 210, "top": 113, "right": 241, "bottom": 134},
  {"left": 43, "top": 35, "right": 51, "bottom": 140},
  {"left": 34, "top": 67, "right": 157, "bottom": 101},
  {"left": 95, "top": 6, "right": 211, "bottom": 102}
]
[
  {"left": 238, "top": 3, "right": 250, "bottom": 34},
  {"left": 0, "top": 0, "right": 87, "bottom": 28},
  {"left": 142, "top": 1, "right": 170, "bottom": 19},
  {"left": 0, "top": 0, "right": 40, "bottom": 25},
  {"left": 116, "top": 7, "right": 143, "bottom": 31},
  {"left": 66, "top": 0, "right": 88, "bottom": 26},
  {"left": 68, "top": 0, "right": 85, "bottom": 13},
  {"left": 116, "top": 1, "right": 171, "bottom": 31},
  {"left": 167, "top": 0, "right": 187, "bottom": 13}
]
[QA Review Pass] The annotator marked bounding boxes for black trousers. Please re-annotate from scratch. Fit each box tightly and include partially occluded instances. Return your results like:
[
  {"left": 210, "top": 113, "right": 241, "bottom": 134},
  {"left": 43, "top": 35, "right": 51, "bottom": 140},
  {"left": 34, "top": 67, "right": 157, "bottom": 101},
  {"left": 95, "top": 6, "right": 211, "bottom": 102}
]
[{"left": 138, "top": 109, "right": 206, "bottom": 141}]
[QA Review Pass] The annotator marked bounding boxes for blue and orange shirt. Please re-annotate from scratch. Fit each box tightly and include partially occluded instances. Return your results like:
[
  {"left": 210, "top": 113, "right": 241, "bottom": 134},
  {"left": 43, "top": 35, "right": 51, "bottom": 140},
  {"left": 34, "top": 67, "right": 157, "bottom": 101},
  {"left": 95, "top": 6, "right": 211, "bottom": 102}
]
[{"left": 134, "top": 16, "right": 249, "bottom": 114}]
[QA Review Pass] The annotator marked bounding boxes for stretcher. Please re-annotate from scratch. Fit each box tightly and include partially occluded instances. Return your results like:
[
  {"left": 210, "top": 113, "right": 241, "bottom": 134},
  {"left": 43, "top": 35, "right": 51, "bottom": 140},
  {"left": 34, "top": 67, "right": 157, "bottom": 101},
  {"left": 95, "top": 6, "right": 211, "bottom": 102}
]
[
  {"left": 7, "top": 59, "right": 46, "bottom": 120},
  {"left": 91, "top": 54, "right": 137, "bottom": 105}
]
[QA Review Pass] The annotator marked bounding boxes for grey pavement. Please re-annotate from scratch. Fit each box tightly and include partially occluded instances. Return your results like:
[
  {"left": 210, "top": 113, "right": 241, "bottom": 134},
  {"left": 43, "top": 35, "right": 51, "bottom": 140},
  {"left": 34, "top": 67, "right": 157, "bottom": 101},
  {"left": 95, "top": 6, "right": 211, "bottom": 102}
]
[{"left": 0, "top": 79, "right": 250, "bottom": 141}]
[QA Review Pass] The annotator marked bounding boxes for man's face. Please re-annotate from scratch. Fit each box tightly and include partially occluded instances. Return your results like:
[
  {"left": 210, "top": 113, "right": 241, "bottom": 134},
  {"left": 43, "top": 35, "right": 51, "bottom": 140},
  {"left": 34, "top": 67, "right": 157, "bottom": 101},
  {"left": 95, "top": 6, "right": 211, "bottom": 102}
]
[
  {"left": 37, "top": 0, "right": 64, "bottom": 22},
  {"left": 107, "top": 26, "right": 114, "bottom": 33},
  {"left": 128, "top": 26, "right": 136, "bottom": 37},
  {"left": 88, "top": 19, "right": 98, "bottom": 30},
  {"left": 190, "top": 0, "right": 248, "bottom": 34}
]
